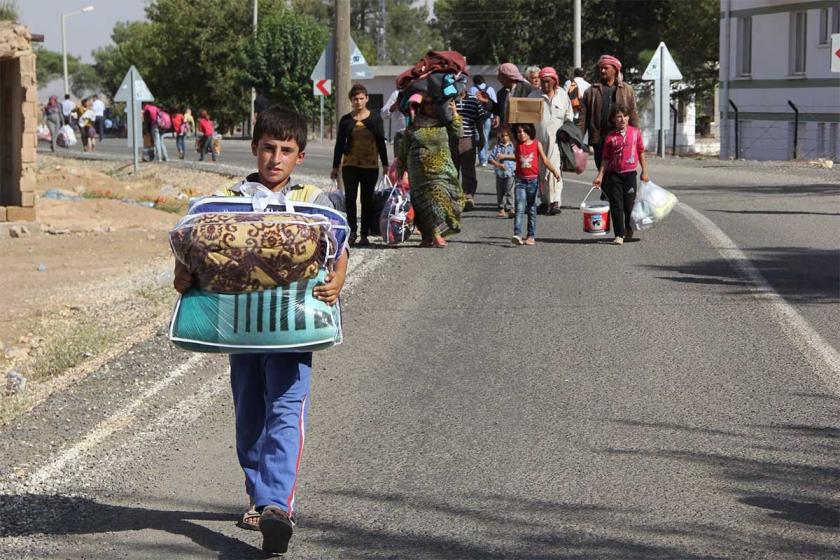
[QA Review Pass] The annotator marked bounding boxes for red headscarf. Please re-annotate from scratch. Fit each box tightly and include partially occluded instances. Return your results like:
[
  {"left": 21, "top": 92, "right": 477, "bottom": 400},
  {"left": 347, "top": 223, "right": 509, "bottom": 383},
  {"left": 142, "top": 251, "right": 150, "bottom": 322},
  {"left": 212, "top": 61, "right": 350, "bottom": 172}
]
[
  {"left": 538, "top": 66, "right": 559, "bottom": 85},
  {"left": 597, "top": 55, "right": 622, "bottom": 72}
]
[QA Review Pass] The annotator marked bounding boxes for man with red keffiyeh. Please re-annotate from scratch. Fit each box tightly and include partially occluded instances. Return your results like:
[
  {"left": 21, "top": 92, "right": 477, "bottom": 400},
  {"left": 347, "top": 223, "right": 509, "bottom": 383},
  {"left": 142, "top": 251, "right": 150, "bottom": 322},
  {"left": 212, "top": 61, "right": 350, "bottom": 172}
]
[{"left": 578, "top": 54, "right": 640, "bottom": 169}]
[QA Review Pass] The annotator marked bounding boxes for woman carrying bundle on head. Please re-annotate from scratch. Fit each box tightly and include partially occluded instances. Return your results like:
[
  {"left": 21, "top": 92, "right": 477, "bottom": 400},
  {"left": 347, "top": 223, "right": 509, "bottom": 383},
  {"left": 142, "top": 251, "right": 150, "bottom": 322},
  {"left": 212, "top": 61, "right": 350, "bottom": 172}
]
[{"left": 396, "top": 95, "right": 465, "bottom": 248}]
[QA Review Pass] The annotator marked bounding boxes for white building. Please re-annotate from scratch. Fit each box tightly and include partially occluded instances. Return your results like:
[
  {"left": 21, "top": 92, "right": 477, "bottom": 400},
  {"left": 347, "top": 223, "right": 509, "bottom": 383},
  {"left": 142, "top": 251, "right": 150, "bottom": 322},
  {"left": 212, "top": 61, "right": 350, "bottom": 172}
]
[{"left": 719, "top": 0, "right": 840, "bottom": 161}]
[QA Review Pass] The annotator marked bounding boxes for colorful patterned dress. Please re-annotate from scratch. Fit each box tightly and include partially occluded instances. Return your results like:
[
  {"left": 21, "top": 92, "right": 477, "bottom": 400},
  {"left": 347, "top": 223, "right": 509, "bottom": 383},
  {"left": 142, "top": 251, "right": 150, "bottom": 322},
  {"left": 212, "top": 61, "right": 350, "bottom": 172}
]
[{"left": 397, "top": 115, "right": 465, "bottom": 240}]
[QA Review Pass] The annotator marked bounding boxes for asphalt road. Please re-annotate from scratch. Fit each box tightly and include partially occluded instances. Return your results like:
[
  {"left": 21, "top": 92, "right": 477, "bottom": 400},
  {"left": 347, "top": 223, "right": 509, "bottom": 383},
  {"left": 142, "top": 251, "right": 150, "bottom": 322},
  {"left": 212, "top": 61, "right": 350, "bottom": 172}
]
[{"left": 2, "top": 141, "right": 838, "bottom": 558}]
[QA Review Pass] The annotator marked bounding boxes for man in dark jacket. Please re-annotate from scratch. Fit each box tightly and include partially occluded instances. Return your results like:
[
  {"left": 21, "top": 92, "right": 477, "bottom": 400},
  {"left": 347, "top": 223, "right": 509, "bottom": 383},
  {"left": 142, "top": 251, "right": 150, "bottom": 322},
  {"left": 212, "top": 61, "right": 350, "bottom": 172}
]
[
  {"left": 578, "top": 55, "right": 640, "bottom": 168},
  {"left": 492, "top": 63, "right": 536, "bottom": 129}
]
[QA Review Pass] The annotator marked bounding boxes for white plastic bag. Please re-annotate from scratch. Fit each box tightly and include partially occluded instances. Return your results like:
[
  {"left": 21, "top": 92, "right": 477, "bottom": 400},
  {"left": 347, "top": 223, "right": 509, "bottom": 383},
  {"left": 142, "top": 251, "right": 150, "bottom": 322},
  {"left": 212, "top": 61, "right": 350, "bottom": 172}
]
[
  {"left": 631, "top": 180, "right": 678, "bottom": 231},
  {"left": 56, "top": 125, "right": 77, "bottom": 148}
]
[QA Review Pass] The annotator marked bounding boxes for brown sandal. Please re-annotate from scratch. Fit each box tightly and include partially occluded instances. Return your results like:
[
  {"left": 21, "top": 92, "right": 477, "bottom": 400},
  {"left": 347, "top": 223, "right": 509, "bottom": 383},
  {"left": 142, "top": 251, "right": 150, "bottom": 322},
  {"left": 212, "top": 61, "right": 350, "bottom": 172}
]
[{"left": 237, "top": 506, "right": 261, "bottom": 531}]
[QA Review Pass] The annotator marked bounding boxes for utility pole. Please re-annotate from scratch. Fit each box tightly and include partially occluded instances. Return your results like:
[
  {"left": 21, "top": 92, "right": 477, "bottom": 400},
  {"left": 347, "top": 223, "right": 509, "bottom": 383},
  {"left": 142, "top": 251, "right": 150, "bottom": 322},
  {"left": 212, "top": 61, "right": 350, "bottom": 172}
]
[
  {"left": 573, "top": 0, "right": 581, "bottom": 69},
  {"left": 377, "top": 0, "right": 387, "bottom": 63},
  {"left": 249, "top": 0, "right": 258, "bottom": 137},
  {"left": 335, "top": 0, "right": 351, "bottom": 123}
]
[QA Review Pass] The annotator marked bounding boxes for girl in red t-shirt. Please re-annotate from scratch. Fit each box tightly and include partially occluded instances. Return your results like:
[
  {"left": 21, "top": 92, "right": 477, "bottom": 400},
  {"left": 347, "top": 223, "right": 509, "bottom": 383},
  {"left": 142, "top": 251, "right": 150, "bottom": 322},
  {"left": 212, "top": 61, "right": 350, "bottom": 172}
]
[
  {"left": 498, "top": 123, "right": 560, "bottom": 245},
  {"left": 592, "top": 103, "right": 650, "bottom": 245}
]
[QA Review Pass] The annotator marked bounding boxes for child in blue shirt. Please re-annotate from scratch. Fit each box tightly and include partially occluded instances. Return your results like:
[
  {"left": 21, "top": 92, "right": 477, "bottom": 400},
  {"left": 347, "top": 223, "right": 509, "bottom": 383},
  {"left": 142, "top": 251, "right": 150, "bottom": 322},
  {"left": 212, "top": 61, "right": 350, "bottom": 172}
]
[
  {"left": 174, "top": 106, "right": 348, "bottom": 555},
  {"left": 489, "top": 125, "right": 516, "bottom": 218}
]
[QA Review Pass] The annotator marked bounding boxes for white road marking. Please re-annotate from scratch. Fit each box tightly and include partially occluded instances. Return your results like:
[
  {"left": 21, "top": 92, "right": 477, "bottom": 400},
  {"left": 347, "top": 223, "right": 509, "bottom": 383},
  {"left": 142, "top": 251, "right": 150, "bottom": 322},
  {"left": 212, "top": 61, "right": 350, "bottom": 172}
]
[
  {"left": 24, "top": 246, "right": 394, "bottom": 488},
  {"left": 26, "top": 353, "right": 208, "bottom": 489},
  {"left": 565, "top": 176, "right": 840, "bottom": 394}
]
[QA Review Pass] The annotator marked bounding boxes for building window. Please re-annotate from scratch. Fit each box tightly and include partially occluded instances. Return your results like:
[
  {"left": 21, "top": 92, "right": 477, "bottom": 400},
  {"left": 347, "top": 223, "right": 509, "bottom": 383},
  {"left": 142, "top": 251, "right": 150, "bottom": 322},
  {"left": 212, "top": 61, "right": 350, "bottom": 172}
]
[
  {"left": 789, "top": 11, "right": 807, "bottom": 75},
  {"left": 737, "top": 17, "right": 752, "bottom": 75},
  {"left": 817, "top": 8, "right": 834, "bottom": 45}
]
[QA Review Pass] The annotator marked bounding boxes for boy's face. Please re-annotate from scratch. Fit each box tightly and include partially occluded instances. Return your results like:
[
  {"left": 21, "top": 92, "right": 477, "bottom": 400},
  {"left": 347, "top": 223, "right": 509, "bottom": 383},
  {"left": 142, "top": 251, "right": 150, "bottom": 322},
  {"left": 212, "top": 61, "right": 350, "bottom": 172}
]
[
  {"left": 251, "top": 135, "right": 305, "bottom": 188},
  {"left": 500, "top": 132, "right": 511, "bottom": 144},
  {"left": 614, "top": 111, "right": 629, "bottom": 130}
]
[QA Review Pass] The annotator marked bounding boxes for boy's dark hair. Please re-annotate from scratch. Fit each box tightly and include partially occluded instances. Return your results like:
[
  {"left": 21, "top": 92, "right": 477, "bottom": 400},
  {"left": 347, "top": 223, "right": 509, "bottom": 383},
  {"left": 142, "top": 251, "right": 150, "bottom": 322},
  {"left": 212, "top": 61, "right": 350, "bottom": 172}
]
[
  {"left": 573, "top": 67, "right": 585, "bottom": 78},
  {"left": 348, "top": 84, "right": 367, "bottom": 99},
  {"left": 473, "top": 75, "right": 485, "bottom": 86},
  {"left": 513, "top": 123, "right": 536, "bottom": 141},
  {"left": 609, "top": 103, "right": 631, "bottom": 122},
  {"left": 64, "top": 94, "right": 71, "bottom": 100},
  {"left": 498, "top": 124, "right": 512, "bottom": 137},
  {"left": 252, "top": 105, "right": 308, "bottom": 152}
]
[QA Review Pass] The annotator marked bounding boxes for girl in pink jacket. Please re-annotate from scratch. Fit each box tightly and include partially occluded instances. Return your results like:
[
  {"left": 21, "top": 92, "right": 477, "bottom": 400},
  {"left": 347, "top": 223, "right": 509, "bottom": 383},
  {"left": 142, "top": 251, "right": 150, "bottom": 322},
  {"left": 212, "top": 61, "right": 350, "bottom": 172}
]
[{"left": 592, "top": 103, "right": 650, "bottom": 245}]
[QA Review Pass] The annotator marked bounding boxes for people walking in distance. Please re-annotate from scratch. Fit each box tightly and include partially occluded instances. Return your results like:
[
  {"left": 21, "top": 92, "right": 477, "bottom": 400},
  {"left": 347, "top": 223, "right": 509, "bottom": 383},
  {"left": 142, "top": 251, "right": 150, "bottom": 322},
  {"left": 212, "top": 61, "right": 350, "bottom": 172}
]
[
  {"left": 61, "top": 93, "right": 75, "bottom": 126},
  {"left": 454, "top": 88, "right": 490, "bottom": 210},
  {"left": 592, "top": 103, "right": 649, "bottom": 245},
  {"left": 183, "top": 108, "right": 196, "bottom": 138},
  {"left": 470, "top": 75, "right": 497, "bottom": 166},
  {"left": 397, "top": 96, "right": 465, "bottom": 248},
  {"left": 172, "top": 108, "right": 187, "bottom": 160},
  {"left": 528, "top": 66, "right": 573, "bottom": 216},
  {"left": 498, "top": 123, "right": 560, "bottom": 246},
  {"left": 92, "top": 94, "right": 106, "bottom": 142},
  {"left": 174, "top": 106, "right": 349, "bottom": 555},
  {"left": 489, "top": 125, "right": 516, "bottom": 218},
  {"left": 43, "top": 95, "right": 64, "bottom": 152},
  {"left": 578, "top": 54, "right": 639, "bottom": 169},
  {"left": 331, "top": 84, "right": 389, "bottom": 247},
  {"left": 564, "top": 67, "right": 590, "bottom": 123},
  {"left": 493, "top": 63, "right": 536, "bottom": 129},
  {"left": 197, "top": 109, "right": 216, "bottom": 162},
  {"left": 143, "top": 103, "right": 169, "bottom": 162},
  {"left": 78, "top": 97, "right": 97, "bottom": 152},
  {"left": 525, "top": 65, "right": 541, "bottom": 89}
]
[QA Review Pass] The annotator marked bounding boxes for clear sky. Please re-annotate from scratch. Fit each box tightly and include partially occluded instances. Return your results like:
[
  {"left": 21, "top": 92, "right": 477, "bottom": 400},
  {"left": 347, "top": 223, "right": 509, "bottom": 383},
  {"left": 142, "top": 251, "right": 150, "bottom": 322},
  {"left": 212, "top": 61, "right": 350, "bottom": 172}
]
[{"left": 18, "top": 0, "right": 148, "bottom": 63}]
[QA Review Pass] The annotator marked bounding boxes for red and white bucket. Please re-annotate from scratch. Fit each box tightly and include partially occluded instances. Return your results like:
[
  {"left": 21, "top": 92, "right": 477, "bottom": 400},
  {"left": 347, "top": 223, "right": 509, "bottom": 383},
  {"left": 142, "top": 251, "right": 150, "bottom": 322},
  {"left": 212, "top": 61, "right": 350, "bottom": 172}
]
[{"left": 580, "top": 187, "right": 610, "bottom": 236}]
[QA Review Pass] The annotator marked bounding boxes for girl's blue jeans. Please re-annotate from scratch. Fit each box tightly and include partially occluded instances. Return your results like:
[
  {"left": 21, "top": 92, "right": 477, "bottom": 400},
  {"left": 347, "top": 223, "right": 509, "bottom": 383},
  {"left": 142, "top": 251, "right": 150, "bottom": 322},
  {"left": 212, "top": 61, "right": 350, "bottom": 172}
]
[{"left": 514, "top": 177, "right": 539, "bottom": 238}]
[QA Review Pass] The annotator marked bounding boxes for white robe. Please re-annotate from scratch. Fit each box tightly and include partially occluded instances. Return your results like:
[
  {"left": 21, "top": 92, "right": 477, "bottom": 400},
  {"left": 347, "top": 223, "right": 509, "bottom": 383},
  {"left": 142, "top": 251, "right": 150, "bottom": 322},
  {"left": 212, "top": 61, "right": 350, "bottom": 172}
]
[{"left": 529, "top": 89, "right": 573, "bottom": 206}]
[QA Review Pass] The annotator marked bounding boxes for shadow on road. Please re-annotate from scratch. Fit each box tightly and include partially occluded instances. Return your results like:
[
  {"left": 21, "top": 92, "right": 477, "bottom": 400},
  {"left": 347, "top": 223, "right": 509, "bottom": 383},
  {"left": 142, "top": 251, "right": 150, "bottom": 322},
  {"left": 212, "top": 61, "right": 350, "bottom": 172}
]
[
  {"left": 595, "top": 415, "right": 840, "bottom": 556},
  {"left": 306, "top": 489, "right": 722, "bottom": 559},
  {"left": 644, "top": 247, "right": 840, "bottom": 304},
  {"left": 0, "top": 495, "right": 263, "bottom": 559},
  {"left": 668, "top": 183, "right": 840, "bottom": 198}
]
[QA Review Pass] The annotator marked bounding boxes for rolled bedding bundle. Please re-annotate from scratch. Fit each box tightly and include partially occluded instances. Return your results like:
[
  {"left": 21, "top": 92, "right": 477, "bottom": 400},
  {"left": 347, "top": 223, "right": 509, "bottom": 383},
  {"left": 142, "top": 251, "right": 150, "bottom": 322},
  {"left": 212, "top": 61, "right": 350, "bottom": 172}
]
[
  {"left": 169, "top": 211, "right": 336, "bottom": 293},
  {"left": 170, "top": 268, "right": 342, "bottom": 353}
]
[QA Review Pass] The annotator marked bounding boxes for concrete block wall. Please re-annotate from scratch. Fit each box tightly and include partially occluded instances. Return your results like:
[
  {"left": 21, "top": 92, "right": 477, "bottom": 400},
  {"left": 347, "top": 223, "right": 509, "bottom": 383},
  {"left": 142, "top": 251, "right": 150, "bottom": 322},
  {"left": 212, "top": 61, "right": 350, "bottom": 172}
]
[{"left": 0, "top": 22, "right": 37, "bottom": 223}]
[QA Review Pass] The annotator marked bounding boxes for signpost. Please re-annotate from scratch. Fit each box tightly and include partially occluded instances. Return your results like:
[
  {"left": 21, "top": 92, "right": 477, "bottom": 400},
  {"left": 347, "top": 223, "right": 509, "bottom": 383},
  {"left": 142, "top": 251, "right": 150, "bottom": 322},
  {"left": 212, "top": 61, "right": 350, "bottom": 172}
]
[
  {"left": 313, "top": 79, "right": 332, "bottom": 142},
  {"left": 310, "top": 36, "right": 372, "bottom": 143},
  {"left": 114, "top": 65, "right": 154, "bottom": 173},
  {"left": 642, "top": 42, "right": 682, "bottom": 157},
  {"left": 831, "top": 34, "right": 840, "bottom": 73},
  {"left": 310, "top": 35, "right": 374, "bottom": 82}
]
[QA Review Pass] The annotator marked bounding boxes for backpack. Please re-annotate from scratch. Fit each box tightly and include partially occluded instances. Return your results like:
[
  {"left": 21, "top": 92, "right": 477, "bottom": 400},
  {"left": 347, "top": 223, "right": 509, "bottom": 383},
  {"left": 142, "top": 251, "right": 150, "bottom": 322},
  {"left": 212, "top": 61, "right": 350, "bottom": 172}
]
[
  {"left": 568, "top": 81, "right": 581, "bottom": 112},
  {"left": 156, "top": 110, "right": 172, "bottom": 131}
]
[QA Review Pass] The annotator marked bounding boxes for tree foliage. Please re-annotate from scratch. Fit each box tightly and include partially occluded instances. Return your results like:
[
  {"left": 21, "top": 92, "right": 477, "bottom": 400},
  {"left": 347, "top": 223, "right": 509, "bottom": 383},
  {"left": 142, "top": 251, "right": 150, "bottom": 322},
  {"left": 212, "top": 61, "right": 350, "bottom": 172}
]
[
  {"left": 35, "top": 47, "right": 81, "bottom": 86},
  {"left": 0, "top": 0, "right": 17, "bottom": 22},
  {"left": 240, "top": 9, "right": 329, "bottom": 120},
  {"left": 434, "top": 0, "right": 718, "bottom": 101}
]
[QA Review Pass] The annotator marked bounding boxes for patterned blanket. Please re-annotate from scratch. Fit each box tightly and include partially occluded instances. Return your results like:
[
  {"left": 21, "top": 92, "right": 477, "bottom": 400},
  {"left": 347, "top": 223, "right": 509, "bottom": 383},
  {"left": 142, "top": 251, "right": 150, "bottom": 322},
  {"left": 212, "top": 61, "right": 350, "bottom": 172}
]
[{"left": 170, "top": 212, "right": 333, "bottom": 293}]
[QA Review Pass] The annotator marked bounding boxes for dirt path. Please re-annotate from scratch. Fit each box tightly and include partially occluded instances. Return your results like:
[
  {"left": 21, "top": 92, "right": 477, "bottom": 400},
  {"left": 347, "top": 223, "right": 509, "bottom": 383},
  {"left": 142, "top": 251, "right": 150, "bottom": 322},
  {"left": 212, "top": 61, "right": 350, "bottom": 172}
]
[{"left": 0, "top": 156, "right": 238, "bottom": 424}]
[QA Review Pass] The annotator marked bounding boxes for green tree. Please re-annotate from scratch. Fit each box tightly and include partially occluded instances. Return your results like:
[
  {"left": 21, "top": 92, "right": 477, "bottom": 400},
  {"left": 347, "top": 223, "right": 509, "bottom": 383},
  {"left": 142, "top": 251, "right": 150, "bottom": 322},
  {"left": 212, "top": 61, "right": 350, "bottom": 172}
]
[
  {"left": 35, "top": 46, "right": 81, "bottom": 85},
  {"left": 240, "top": 8, "right": 329, "bottom": 120},
  {"left": 70, "top": 64, "right": 102, "bottom": 97},
  {"left": 0, "top": 0, "right": 17, "bottom": 21},
  {"left": 381, "top": 0, "right": 444, "bottom": 65},
  {"left": 435, "top": 0, "right": 717, "bottom": 100}
]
